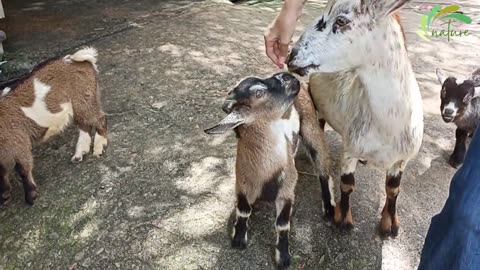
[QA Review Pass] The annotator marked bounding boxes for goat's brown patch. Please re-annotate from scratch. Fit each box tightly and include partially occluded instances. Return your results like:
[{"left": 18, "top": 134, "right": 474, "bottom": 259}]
[
  {"left": 380, "top": 172, "right": 402, "bottom": 237},
  {"left": 392, "top": 13, "right": 406, "bottom": 47}
]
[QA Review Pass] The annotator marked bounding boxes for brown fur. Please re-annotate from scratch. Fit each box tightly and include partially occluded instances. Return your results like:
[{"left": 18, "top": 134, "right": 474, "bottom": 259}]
[
  {"left": 0, "top": 53, "right": 107, "bottom": 206},
  {"left": 222, "top": 78, "right": 332, "bottom": 267},
  {"left": 235, "top": 84, "right": 330, "bottom": 204},
  {"left": 392, "top": 13, "right": 406, "bottom": 47}
]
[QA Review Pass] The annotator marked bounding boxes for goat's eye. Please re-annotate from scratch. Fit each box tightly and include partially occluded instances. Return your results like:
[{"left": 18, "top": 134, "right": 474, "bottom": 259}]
[
  {"left": 255, "top": 89, "right": 264, "bottom": 99},
  {"left": 335, "top": 16, "right": 349, "bottom": 27}
]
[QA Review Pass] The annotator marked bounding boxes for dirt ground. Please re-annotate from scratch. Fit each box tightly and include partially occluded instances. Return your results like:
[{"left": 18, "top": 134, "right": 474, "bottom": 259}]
[{"left": 0, "top": 0, "right": 479, "bottom": 269}]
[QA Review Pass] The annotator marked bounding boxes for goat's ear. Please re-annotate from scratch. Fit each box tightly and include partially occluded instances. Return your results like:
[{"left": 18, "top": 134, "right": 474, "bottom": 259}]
[
  {"left": 204, "top": 111, "right": 245, "bottom": 135},
  {"left": 463, "top": 87, "right": 480, "bottom": 104},
  {"left": 371, "top": 0, "right": 410, "bottom": 17},
  {"left": 468, "top": 68, "right": 480, "bottom": 87},
  {"left": 474, "top": 87, "right": 480, "bottom": 99},
  {"left": 436, "top": 68, "right": 448, "bottom": 85}
]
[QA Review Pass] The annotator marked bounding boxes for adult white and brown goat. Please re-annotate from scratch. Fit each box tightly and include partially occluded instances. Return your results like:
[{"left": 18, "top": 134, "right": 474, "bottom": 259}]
[{"left": 287, "top": 0, "right": 423, "bottom": 236}]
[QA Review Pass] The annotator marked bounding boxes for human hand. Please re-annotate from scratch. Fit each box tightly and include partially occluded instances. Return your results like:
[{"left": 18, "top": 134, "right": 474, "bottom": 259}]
[{"left": 264, "top": 2, "right": 303, "bottom": 68}]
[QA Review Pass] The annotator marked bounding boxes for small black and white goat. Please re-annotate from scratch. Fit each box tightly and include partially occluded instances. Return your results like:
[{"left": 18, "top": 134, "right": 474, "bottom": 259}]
[
  {"left": 204, "top": 72, "right": 334, "bottom": 269},
  {"left": 436, "top": 68, "right": 480, "bottom": 168}
]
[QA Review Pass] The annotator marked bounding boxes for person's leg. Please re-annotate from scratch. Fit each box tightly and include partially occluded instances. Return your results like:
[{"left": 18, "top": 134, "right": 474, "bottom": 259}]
[{"left": 418, "top": 129, "right": 480, "bottom": 270}]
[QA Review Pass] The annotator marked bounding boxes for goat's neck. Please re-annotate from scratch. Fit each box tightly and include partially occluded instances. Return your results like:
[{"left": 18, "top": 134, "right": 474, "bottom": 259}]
[
  {"left": 355, "top": 18, "right": 419, "bottom": 115},
  {"left": 237, "top": 119, "right": 277, "bottom": 148}
]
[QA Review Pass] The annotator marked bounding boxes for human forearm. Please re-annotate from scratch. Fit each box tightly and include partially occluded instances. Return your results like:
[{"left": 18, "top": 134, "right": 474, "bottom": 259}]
[{"left": 283, "top": 0, "right": 306, "bottom": 19}]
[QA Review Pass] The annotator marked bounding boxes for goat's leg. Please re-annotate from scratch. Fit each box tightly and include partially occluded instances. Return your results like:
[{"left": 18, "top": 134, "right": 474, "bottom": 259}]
[
  {"left": 275, "top": 196, "right": 293, "bottom": 269},
  {"left": 93, "top": 113, "right": 108, "bottom": 157},
  {"left": 380, "top": 161, "right": 405, "bottom": 237},
  {"left": 0, "top": 164, "right": 12, "bottom": 205},
  {"left": 319, "top": 119, "right": 326, "bottom": 131},
  {"left": 71, "top": 124, "right": 92, "bottom": 163},
  {"left": 449, "top": 128, "right": 468, "bottom": 168},
  {"left": 334, "top": 156, "right": 357, "bottom": 230},
  {"left": 298, "top": 96, "right": 335, "bottom": 219},
  {"left": 15, "top": 157, "right": 38, "bottom": 205},
  {"left": 303, "top": 137, "right": 335, "bottom": 219},
  {"left": 231, "top": 193, "right": 252, "bottom": 249}
]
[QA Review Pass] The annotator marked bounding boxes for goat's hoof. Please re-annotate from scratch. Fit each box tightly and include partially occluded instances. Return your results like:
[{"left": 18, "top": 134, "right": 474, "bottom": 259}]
[
  {"left": 379, "top": 225, "right": 400, "bottom": 238},
  {"left": 337, "top": 221, "right": 354, "bottom": 231},
  {"left": 0, "top": 194, "right": 11, "bottom": 206},
  {"left": 333, "top": 204, "right": 353, "bottom": 231},
  {"left": 93, "top": 138, "right": 108, "bottom": 158},
  {"left": 275, "top": 250, "right": 291, "bottom": 269},
  {"left": 448, "top": 154, "right": 464, "bottom": 169},
  {"left": 324, "top": 205, "right": 335, "bottom": 221},
  {"left": 231, "top": 237, "right": 247, "bottom": 249},
  {"left": 25, "top": 189, "right": 38, "bottom": 206},
  {"left": 71, "top": 155, "right": 84, "bottom": 163},
  {"left": 93, "top": 148, "right": 105, "bottom": 158},
  {"left": 379, "top": 216, "right": 400, "bottom": 238}
]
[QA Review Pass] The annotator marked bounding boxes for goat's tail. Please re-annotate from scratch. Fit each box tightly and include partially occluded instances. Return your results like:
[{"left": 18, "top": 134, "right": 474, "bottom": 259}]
[{"left": 65, "top": 47, "right": 98, "bottom": 71}]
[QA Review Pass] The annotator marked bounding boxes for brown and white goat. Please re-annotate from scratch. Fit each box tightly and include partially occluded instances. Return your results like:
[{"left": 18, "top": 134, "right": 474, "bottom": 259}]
[
  {"left": 0, "top": 47, "right": 107, "bottom": 206},
  {"left": 436, "top": 68, "right": 480, "bottom": 168},
  {"left": 205, "top": 72, "right": 334, "bottom": 269},
  {"left": 287, "top": 0, "right": 424, "bottom": 237}
]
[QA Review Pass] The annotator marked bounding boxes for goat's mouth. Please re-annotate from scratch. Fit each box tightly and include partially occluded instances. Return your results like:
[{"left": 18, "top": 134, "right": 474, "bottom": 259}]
[
  {"left": 288, "top": 64, "right": 320, "bottom": 77},
  {"left": 442, "top": 115, "right": 455, "bottom": 123}
]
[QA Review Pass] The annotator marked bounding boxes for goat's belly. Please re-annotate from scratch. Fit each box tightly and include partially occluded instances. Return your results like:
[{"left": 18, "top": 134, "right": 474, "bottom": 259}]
[
  {"left": 347, "top": 126, "right": 423, "bottom": 169},
  {"left": 21, "top": 79, "right": 74, "bottom": 141}
]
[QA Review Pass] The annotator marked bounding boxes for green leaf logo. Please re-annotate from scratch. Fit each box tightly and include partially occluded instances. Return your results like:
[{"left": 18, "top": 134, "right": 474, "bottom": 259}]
[{"left": 417, "top": 5, "right": 473, "bottom": 41}]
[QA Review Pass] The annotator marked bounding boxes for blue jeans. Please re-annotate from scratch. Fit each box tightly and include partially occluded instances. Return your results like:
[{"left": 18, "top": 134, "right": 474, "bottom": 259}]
[{"left": 418, "top": 129, "right": 480, "bottom": 270}]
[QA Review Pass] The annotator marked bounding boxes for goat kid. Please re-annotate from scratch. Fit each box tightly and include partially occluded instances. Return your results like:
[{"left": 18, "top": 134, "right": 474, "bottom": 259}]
[
  {"left": 287, "top": 0, "right": 424, "bottom": 237},
  {"left": 436, "top": 68, "right": 480, "bottom": 168},
  {"left": 205, "top": 72, "right": 334, "bottom": 269},
  {"left": 0, "top": 47, "right": 107, "bottom": 206}
]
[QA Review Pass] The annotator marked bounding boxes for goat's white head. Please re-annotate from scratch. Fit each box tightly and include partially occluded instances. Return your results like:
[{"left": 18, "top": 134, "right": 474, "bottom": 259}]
[
  {"left": 288, "top": 0, "right": 409, "bottom": 75},
  {"left": 204, "top": 72, "right": 300, "bottom": 135}
]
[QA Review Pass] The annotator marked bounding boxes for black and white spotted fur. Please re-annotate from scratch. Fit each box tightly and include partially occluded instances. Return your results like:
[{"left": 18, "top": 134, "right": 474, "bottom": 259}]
[{"left": 436, "top": 68, "right": 480, "bottom": 168}]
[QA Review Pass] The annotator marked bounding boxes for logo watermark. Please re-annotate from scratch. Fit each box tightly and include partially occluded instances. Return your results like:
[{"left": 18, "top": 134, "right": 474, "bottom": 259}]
[{"left": 418, "top": 5, "right": 473, "bottom": 41}]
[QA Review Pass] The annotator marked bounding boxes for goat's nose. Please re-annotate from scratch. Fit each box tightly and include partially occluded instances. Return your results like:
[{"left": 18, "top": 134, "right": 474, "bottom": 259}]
[
  {"left": 222, "top": 100, "right": 236, "bottom": 113},
  {"left": 287, "top": 48, "right": 298, "bottom": 67},
  {"left": 444, "top": 108, "right": 454, "bottom": 115},
  {"left": 281, "top": 72, "right": 296, "bottom": 82}
]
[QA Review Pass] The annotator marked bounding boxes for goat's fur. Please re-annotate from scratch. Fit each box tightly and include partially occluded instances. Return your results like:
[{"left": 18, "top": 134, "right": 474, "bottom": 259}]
[
  {"left": 205, "top": 73, "right": 334, "bottom": 269},
  {"left": 288, "top": 0, "right": 424, "bottom": 236},
  {"left": 0, "top": 47, "right": 107, "bottom": 206},
  {"left": 436, "top": 68, "right": 480, "bottom": 168}
]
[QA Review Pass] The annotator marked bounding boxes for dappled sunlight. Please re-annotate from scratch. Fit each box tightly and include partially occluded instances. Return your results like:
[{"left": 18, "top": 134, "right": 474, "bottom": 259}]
[
  {"left": 175, "top": 156, "right": 232, "bottom": 194},
  {"left": 1, "top": 0, "right": 477, "bottom": 268},
  {"left": 382, "top": 241, "right": 415, "bottom": 270}
]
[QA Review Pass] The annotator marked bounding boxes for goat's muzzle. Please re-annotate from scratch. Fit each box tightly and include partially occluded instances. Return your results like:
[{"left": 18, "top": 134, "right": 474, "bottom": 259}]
[{"left": 222, "top": 99, "right": 236, "bottom": 114}]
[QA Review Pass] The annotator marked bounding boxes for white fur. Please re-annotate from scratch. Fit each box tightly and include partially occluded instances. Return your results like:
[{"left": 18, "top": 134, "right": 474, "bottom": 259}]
[
  {"left": 276, "top": 223, "right": 290, "bottom": 231},
  {"left": 249, "top": 84, "right": 267, "bottom": 91},
  {"left": 301, "top": 3, "right": 423, "bottom": 171},
  {"left": 443, "top": 102, "right": 458, "bottom": 117},
  {"left": 93, "top": 132, "right": 108, "bottom": 157},
  {"left": 64, "top": 47, "right": 98, "bottom": 72},
  {"left": 1, "top": 87, "right": 10, "bottom": 96},
  {"left": 21, "top": 78, "right": 73, "bottom": 141},
  {"left": 72, "top": 130, "right": 92, "bottom": 162},
  {"left": 270, "top": 108, "right": 300, "bottom": 160},
  {"left": 328, "top": 176, "right": 336, "bottom": 207},
  {"left": 275, "top": 248, "right": 281, "bottom": 264},
  {"left": 236, "top": 208, "right": 251, "bottom": 218}
]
